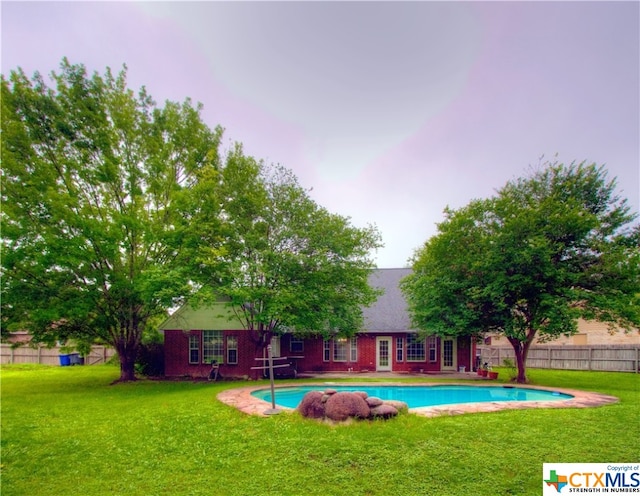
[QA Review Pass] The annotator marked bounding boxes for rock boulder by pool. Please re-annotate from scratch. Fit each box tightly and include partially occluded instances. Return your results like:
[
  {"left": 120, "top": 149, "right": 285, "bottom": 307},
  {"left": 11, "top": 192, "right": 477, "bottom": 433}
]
[
  {"left": 297, "top": 391, "right": 326, "bottom": 419},
  {"left": 297, "top": 389, "right": 407, "bottom": 421}
]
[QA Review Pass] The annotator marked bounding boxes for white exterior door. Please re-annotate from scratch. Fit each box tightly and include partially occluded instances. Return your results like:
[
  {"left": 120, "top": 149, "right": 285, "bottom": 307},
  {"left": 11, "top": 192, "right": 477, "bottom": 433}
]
[
  {"left": 376, "top": 337, "right": 392, "bottom": 372},
  {"left": 269, "top": 336, "right": 281, "bottom": 357},
  {"left": 441, "top": 338, "right": 457, "bottom": 371}
]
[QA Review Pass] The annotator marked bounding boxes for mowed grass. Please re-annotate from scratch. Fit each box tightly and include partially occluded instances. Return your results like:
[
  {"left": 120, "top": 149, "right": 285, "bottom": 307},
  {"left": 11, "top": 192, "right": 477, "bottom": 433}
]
[{"left": 1, "top": 365, "right": 638, "bottom": 496}]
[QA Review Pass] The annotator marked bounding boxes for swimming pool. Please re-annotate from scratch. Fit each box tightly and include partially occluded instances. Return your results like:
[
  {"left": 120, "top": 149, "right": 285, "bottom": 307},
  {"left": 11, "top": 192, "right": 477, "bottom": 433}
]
[{"left": 250, "top": 384, "right": 574, "bottom": 409}]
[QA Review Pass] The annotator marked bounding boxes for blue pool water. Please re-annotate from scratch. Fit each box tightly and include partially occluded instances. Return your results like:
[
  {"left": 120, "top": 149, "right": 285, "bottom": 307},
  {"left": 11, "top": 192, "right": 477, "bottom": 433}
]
[{"left": 251, "top": 385, "right": 573, "bottom": 409}]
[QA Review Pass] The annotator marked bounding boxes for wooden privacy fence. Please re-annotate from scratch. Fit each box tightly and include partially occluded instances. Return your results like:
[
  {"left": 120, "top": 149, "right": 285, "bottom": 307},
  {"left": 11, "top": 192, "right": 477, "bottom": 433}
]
[
  {"left": 479, "top": 345, "right": 640, "bottom": 373},
  {"left": 0, "top": 344, "right": 115, "bottom": 366}
]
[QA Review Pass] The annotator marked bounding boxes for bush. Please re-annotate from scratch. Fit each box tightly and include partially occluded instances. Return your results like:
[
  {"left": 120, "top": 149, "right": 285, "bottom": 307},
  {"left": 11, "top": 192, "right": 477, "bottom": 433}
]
[{"left": 136, "top": 342, "right": 164, "bottom": 377}]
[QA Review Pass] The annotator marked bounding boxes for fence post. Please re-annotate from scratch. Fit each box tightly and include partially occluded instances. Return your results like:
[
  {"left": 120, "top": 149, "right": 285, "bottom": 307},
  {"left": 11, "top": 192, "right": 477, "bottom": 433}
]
[
  {"left": 588, "top": 347, "right": 592, "bottom": 371},
  {"left": 547, "top": 347, "right": 551, "bottom": 369}
]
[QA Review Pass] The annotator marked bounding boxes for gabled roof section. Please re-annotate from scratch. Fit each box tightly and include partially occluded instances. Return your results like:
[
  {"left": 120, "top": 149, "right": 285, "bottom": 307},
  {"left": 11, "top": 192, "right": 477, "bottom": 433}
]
[
  {"left": 158, "top": 300, "right": 245, "bottom": 332},
  {"left": 159, "top": 269, "right": 415, "bottom": 334},
  {"left": 362, "top": 268, "right": 413, "bottom": 332}
]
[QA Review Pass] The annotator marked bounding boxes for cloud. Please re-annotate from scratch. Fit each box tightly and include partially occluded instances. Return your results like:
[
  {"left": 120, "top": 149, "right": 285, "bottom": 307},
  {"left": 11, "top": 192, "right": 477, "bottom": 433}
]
[
  {"left": 137, "top": 2, "right": 482, "bottom": 181},
  {"left": 5, "top": 1, "right": 637, "bottom": 268}
]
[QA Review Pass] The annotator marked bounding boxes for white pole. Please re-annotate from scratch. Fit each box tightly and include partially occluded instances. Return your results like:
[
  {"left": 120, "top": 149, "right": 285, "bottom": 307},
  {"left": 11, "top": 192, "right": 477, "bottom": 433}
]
[{"left": 264, "top": 344, "right": 281, "bottom": 415}]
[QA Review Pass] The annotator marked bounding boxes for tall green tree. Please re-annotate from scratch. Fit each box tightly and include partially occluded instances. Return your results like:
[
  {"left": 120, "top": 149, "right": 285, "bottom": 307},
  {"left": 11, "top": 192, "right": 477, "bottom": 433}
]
[
  {"left": 190, "top": 146, "right": 383, "bottom": 351},
  {"left": 1, "top": 59, "right": 222, "bottom": 381},
  {"left": 402, "top": 161, "right": 639, "bottom": 383}
]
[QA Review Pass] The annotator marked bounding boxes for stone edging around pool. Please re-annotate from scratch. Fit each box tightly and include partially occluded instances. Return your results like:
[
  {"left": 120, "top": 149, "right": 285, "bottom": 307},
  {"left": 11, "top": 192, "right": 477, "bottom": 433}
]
[{"left": 216, "top": 382, "right": 619, "bottom": 418}]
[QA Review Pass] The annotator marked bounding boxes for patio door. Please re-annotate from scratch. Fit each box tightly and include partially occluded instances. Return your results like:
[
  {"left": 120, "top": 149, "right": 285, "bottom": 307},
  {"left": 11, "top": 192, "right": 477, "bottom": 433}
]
[
  {"left": 376, "top": 337, "right": 392, "bottom": 372},
  {"left": 441, "top": 338, "right": 457, "bottom": 371}
]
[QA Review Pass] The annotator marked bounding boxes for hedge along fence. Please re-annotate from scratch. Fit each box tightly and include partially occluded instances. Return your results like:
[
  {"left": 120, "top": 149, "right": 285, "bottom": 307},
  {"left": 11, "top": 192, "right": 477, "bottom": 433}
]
[
  {"left": 479, "top": 345, "right": 640, "bottom": 373},
  {"left": 0, "top": 343, "right": 115, "bottom": 366}
]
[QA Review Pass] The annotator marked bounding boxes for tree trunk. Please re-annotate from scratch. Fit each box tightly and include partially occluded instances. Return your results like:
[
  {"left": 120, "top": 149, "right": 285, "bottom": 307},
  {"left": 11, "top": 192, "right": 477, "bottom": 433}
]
[
  {"left": 118, "top": 349, "right": 137, "bottom": 382},
  {"left": 114, "top": 331, "right": 140, "bottom": 382},
  {"left": 507, "top": 337, "right": 532, "bottom": 383}
]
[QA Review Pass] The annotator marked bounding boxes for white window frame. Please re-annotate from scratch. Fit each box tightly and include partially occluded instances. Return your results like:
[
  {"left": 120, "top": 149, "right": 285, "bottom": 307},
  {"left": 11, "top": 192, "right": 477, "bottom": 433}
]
[
  {"left": 349, "top": 337, "right": 357, "bottom": 362},
  {"left": 428, "top": 335, "right": 438, "bottom": 363},
  {"left": 333, "top": 338, "right": 348, "bottom": 362},
  {"left": 396, "top": 337, "right": 404, "bottom": 362},
  {"left": 189, "top": 333, "right": 200, "bottom": 364},
  {"left": 226, "top": 335, "right": 238, "bottom": 365},
  {"left": 406, "top": 335, "right": 426, "bottom": 362},
  {"left": 290, "top": 337, "right": 304, "bottom": 354},
  {"left": 203, "top": 330, "right": 224, "bottom": 364}
]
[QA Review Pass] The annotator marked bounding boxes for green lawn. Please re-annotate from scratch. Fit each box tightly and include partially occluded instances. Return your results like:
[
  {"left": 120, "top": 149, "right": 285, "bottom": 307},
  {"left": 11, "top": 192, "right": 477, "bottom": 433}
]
[{"left": 1, "top": 365, "right": 638, "bottom": 496}]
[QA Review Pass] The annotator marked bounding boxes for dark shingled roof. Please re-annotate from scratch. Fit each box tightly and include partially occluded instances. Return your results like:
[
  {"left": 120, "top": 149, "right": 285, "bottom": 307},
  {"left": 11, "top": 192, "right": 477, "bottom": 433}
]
[{"left": 362, "top": 268, "right": 414, "bottom": 332}]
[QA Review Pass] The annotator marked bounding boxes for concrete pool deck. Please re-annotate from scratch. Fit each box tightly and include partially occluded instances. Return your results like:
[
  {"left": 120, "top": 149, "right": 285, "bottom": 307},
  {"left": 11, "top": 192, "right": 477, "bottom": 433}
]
[{"left": 216, "top": 374, "right": 619, "bottom": 418}]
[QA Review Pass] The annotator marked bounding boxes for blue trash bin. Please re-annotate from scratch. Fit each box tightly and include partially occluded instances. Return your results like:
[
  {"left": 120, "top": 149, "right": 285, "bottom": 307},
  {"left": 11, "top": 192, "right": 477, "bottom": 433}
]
[
  {"left": 69, "top": 353, "right": 81, "bottom": 365},
  {"left": 59, "top": 354, "right": 71, "bottom": 366}
]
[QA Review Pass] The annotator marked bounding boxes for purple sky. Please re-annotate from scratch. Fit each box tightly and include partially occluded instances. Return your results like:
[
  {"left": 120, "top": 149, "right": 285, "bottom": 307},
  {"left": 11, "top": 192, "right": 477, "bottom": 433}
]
[{"left": 3, "top": 1, "right": 638, "bottom": 268}]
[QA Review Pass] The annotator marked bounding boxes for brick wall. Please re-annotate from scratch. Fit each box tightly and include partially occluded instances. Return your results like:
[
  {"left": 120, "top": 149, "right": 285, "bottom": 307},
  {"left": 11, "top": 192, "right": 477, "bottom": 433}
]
[
  {"left": 456, "top": 336, "right": 473, "bottom": 371},
  {"left": 164, "top": 330, "right": 475, "bottom": 377},
  {"left": 292, "top": 333, "right": 444, "bottom": 374},
  {"left": 163, "top": 330, "right": 190, "bottom": 376},
  {"left": 164, "top": 329, "right": 265, "bottom": 379}
]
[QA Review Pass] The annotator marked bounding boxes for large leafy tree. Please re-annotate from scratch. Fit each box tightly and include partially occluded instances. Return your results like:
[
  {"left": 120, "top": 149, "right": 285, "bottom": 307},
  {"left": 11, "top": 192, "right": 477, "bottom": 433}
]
[
  {"left": 190, "top": 146, "right": 383, "bottom": 351},
  {"left": 1, "top": 60, "right": 222, "bottom": 381},
  {"left": 402, "top": 161, "right": 639, "bottom": 383}
]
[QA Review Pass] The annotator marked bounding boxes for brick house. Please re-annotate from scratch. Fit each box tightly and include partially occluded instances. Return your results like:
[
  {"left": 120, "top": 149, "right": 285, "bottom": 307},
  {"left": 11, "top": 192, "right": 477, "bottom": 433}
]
[{"left": 160, "top": 268, "right": 476, "bottom": 379}]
